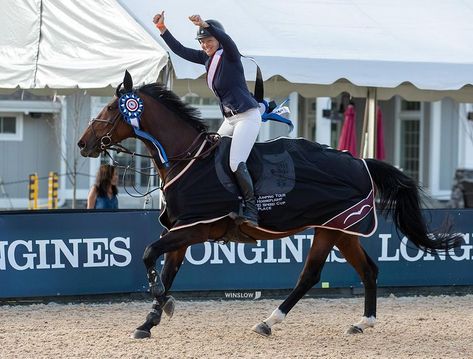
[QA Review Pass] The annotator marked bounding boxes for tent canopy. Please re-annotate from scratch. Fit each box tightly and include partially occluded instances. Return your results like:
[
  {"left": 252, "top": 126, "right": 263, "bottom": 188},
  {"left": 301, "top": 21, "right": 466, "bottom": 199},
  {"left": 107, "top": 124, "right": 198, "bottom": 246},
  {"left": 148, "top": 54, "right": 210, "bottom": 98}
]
[
  {"left": 0, "top": 0, "right": 168, "bottom": 95},
  {"left": 119, "top": 0, "right": 473, "bottom": 101}
]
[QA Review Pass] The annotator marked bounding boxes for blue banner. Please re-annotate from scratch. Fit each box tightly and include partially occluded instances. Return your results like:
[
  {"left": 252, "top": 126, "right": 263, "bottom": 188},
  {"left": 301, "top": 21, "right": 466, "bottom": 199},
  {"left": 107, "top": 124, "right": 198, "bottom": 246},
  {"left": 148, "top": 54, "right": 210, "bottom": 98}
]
[{"left": 0, "top": 209, "right": 472, "bottom": 298}]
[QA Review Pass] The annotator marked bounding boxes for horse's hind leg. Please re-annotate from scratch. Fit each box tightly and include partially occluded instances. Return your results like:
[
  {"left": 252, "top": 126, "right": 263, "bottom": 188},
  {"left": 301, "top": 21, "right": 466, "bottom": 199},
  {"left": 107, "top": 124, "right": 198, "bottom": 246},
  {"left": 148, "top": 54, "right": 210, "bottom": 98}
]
[
  {"left": 336, "top": 234, "right": 378, "bottom": 334},
  {"left": 253, "top": 229, "right": 339, "bottom": 337},
  {"left": 133, "top": 225, "right": 208, "bottom": 339}
]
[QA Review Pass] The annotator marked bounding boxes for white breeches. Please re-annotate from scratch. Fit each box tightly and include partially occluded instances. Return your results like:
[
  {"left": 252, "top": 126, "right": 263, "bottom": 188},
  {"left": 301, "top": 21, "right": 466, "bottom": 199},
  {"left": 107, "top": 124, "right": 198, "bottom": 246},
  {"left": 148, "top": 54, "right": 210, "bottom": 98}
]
[{"left": 218, "top": 107, "right": 261, "bottom": 172}]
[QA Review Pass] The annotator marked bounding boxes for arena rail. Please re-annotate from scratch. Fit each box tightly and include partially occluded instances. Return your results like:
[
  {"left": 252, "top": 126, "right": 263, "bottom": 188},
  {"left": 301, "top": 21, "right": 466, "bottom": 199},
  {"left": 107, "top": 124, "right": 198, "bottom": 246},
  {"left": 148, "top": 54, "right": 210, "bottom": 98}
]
[{"left": 0, "top": 209, "right": 472, "bottom": 298}]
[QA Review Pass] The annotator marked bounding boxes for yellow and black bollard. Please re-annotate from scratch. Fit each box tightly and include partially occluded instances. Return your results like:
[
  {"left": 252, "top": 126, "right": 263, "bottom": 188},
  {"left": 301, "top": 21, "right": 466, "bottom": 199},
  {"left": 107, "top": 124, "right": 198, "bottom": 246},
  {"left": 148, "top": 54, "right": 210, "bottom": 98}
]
[
  {"left": 28, "top": 173, "right": 38, "bottom": 210},
  {"left": 48, "top": 171, "right": 59, "bottom": 209}
]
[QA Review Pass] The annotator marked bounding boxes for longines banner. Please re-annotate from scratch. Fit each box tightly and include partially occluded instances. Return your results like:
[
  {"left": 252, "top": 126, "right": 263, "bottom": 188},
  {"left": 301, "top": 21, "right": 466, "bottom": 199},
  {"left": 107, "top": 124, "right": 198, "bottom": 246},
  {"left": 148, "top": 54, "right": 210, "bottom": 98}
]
[{"left": 0, "top": 209, "right": 472, "bottom": 298}]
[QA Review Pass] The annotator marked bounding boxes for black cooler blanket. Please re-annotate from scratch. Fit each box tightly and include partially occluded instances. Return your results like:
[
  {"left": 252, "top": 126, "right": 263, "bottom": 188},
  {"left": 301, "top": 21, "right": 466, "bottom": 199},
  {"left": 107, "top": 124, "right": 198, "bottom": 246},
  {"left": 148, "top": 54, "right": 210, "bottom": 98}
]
[{"left": 161, "top": 137, "right": 376, "bottom": 236}]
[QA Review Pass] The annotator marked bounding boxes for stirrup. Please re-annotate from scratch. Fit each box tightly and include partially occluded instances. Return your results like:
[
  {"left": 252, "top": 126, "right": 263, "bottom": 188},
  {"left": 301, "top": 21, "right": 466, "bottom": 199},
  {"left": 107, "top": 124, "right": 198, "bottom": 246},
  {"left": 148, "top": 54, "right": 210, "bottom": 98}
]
[{"left": 229, "top": 211, "right": 258, "bottom": 228}]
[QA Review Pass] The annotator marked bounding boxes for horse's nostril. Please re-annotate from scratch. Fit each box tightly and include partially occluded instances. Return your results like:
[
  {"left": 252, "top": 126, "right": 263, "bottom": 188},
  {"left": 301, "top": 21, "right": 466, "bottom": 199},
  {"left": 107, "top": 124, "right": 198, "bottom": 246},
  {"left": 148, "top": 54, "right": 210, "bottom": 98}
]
[{"left": 77, "top": 140, "right": 85, "bottom": 149}]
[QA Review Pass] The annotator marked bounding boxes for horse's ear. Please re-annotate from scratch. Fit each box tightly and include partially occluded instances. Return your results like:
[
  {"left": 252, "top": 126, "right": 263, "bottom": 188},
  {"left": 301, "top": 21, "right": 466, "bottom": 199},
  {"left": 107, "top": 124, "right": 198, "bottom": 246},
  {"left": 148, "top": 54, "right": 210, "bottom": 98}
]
[{"left": 123, "top": 70, "right": 133, "bottom": 92}]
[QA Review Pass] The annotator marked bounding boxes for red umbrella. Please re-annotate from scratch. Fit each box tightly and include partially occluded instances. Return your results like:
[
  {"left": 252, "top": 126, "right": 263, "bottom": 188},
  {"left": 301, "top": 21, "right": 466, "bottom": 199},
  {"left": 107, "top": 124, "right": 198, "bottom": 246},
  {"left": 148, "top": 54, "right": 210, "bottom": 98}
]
[
  {"left": 338, "top": 104, "right": 358, "bottom": 157},
  {"left": 376, "top": 106, "right": 385, "bottom": 160}
]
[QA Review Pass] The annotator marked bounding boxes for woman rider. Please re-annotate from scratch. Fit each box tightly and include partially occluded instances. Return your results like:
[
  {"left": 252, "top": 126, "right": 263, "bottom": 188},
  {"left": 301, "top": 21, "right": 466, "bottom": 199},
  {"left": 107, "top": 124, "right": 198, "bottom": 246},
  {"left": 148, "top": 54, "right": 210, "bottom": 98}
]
[{"left": 153, "top": 12, "right": 260, "bottom": 227}]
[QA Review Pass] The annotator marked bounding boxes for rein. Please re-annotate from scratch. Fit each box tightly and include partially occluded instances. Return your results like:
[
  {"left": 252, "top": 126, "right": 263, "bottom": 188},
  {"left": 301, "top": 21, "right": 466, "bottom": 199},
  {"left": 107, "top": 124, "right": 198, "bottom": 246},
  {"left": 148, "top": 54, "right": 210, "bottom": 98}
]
[
  {"left": 160, "top": 132, "right": 221, "bottom": 185},
  {"left": 106, "top": 131, "right": 220, "bottom": 162},
  {"left": 104, "top": 131, "right": 221, "bottom": 192}
]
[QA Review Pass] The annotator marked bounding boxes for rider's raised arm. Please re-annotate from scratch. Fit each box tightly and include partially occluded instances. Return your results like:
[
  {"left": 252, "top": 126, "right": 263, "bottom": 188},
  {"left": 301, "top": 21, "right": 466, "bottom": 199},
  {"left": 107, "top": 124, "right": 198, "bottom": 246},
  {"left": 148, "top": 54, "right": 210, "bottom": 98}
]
[
  {"left": 154, "top": 11, "right": 207, "bottom": 65},
  {"left": 161, "top": 30, "right": 208, "bottom": 65},
  {"left": 205, "top": 23, "right": 240, "bottom": 62}
]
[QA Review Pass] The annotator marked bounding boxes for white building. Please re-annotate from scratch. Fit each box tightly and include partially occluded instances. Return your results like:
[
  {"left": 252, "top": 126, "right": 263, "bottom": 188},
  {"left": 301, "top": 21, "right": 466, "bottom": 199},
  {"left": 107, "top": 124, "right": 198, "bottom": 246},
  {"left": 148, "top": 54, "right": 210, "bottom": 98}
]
[{"left": 1, "top": 90, "right": 472, "bottom": 209}]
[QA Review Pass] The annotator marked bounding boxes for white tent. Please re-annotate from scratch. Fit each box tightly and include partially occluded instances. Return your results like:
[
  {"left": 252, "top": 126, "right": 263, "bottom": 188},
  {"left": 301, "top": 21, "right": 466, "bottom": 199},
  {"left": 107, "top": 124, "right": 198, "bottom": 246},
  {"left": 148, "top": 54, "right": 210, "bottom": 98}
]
[
  {"left": 118, "top": 0, "right": 473, "bottom": 156},
  {"left": 119, "top": 0, "right": 473, "bottom": 102},
  {"left": 0, "top": 0, "right": 168, "bottom": 95}
]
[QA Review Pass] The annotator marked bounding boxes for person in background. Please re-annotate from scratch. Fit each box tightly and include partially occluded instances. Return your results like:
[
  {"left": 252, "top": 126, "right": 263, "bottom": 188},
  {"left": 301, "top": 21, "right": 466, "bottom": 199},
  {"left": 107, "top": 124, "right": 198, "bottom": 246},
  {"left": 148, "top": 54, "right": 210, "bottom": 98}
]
[
  {"left": 153, "top": 11, "right": 260, "bottom": 227},
  {"left": 87, "top": 164, "right": 119, "bottom": 209}
]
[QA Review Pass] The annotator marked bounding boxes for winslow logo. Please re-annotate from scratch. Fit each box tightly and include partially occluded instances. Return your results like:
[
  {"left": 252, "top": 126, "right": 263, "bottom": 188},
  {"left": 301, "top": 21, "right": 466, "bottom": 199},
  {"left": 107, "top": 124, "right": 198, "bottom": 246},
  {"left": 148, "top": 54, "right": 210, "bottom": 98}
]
[
  {"left": 224, "top": 291, "right": 262, "bottom": 300},
  {"left": 0, "top": 237, "right": 132, "bottom": 270}
]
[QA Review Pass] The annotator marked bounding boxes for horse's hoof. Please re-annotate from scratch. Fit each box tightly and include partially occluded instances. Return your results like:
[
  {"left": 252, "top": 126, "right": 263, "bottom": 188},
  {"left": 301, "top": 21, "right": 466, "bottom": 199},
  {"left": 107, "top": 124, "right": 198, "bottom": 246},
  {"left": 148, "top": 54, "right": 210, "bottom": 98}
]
[
  {"left": 252, "top": 322, "right": 271, "bottom": 337},
  {"left": 133, "top": 329, "right": 151, "bottom": 339},
  {"left": 346, "top": 325, "right": 363, "bottom": 334},
  {"left": 162, "top": 296, "right": 175, "bottom": 318}
]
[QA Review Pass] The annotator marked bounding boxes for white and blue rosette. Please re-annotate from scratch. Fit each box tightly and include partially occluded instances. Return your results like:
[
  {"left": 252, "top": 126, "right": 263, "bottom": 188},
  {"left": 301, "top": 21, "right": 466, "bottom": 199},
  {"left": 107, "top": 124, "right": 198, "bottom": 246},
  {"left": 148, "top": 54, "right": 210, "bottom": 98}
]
[
  {"left": 119, "top": 92, "right": 144, "bottom": 128},
  {"left": 118, "top": 92, "right": 169, "bottom": 167}
]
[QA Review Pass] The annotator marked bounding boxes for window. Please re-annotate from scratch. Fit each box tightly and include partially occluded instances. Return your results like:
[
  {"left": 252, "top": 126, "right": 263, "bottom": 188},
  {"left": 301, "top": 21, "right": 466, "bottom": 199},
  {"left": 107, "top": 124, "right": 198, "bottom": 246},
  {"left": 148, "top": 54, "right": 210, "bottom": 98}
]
[
  {"left": 400, "top": 119, "right": 420, "bottom": 181},
  {"left": 395, "top": 98, "right": 423, "bottom": 183},
  {"left": 300, "top": 97, "right": 316, "bottom": 142},
  {"left": 0, "top": 113, "right": 23, "bottom": 141}
]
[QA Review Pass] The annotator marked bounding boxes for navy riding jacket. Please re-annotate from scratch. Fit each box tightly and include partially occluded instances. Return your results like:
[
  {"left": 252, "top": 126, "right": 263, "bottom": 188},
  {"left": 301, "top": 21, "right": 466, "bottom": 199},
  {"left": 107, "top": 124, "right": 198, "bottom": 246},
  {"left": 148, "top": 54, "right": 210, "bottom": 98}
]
[{"left": 161, "top": 24, "right": 258, "bottom": 116}]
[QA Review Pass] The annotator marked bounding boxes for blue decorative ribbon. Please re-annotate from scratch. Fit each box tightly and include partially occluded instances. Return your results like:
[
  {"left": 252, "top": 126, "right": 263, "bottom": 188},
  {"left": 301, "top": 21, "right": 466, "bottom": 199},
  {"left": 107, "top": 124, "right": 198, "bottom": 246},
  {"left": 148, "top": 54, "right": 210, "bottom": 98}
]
[
  {"left": 118, "top": 92, "right": 169, "bottom": 168},
  {"left": 259, "top": 98, "right": 294, "bottom": 132}
]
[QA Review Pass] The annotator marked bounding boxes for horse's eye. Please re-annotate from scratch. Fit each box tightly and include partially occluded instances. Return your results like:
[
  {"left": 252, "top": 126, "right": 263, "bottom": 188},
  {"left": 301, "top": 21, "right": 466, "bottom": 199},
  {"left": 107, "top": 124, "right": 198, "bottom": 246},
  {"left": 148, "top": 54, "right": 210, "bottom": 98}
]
[{"left": 107, "top": 105, "right": 114, "bottom": 111}]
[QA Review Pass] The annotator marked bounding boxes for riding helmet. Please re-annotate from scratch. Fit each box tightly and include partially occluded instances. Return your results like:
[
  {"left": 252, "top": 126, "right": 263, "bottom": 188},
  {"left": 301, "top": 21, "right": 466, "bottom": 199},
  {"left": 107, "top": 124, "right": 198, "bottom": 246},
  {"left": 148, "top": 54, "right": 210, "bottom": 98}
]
[{"left": 196, "top": 19, "right": 225, "bottom": 40}]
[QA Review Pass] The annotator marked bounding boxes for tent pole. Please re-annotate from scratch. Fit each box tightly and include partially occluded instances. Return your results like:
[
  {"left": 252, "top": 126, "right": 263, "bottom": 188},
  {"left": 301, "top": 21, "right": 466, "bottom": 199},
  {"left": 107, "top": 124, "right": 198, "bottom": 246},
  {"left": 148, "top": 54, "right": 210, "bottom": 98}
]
[
  {"left": 361, "top": 87, "right": 377, "bottom": 158},
  {"left": 359, "top": 95, "right": 368, "bottom": 157}
]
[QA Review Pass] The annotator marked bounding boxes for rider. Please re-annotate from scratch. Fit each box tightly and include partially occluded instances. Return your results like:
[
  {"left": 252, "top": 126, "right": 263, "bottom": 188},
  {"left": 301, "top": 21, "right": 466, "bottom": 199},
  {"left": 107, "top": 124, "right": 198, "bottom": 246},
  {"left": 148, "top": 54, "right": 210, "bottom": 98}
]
[{"left": 153, "top": 12, "right": 260, "bottom": 227}]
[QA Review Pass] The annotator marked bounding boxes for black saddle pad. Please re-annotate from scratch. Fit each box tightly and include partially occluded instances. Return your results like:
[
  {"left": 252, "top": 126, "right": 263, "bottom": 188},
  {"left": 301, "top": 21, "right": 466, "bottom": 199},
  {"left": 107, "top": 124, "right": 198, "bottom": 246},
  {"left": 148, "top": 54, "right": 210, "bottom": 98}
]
[{"left": 161, "top": 136, "right": 376, "bottom": 236}]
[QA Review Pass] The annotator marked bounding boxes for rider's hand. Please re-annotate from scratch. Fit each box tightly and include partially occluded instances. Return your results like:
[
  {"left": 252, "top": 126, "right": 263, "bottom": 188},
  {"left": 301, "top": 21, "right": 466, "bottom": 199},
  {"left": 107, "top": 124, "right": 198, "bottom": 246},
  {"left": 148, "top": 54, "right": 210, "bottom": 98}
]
[
  {"left": 153, "top": 11, "right": 167, "bottom": 33},
  {"left": 188, "top": 15, "right": 208, "bottom": 28}
]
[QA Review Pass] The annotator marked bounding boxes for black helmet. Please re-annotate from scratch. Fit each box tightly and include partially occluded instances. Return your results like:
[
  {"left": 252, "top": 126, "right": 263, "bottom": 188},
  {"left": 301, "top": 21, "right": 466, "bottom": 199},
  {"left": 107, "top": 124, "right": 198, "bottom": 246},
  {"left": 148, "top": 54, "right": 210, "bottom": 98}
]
[{"left": 196, "top": 19, "right": 225, "bottom": 40}]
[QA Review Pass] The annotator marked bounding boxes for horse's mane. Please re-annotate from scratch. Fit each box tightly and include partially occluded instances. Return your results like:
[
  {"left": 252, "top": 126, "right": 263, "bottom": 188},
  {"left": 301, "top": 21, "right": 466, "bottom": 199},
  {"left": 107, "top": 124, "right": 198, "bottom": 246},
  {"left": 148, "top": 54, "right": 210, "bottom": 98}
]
[{"left": 138, "top": 83, "right": 209, "bottom": 133}]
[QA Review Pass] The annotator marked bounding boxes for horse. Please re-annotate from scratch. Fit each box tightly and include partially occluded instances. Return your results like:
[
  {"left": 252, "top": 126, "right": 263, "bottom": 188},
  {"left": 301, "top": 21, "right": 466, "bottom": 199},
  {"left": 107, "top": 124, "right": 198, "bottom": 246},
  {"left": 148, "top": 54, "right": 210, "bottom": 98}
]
[{"left": 78, "top": 71, "right": 462, "bottom": 339}]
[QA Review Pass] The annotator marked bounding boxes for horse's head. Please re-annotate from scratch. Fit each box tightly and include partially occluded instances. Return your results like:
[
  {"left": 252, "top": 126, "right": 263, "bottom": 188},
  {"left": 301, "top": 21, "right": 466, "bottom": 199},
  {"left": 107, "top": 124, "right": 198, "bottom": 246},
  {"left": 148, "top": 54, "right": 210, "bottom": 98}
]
[{"left": 78, "top": 71, "right": 136, "bottom": 157}]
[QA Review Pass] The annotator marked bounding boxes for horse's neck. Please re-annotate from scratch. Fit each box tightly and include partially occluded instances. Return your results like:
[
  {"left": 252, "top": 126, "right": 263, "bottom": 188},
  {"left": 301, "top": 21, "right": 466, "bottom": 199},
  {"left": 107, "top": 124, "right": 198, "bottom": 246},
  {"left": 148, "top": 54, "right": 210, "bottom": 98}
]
[{"left": 140, "top": 110, "right": 204, "bottom": 180}]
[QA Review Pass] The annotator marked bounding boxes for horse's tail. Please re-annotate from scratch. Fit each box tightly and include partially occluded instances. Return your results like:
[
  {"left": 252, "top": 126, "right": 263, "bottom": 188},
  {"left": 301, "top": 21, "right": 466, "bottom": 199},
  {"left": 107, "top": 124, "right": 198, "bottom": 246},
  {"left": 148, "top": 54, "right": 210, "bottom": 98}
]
[{"left": 365, "top": 159, "right": 462, "bottom": 253}]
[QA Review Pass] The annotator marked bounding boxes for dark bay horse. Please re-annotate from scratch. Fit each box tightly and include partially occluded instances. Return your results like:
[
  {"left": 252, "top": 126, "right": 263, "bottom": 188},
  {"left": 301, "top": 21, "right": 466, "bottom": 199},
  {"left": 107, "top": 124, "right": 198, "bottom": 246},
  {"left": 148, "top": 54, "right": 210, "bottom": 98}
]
[{"left": 78, "top": 71, "right": 461, "bottom": 339}]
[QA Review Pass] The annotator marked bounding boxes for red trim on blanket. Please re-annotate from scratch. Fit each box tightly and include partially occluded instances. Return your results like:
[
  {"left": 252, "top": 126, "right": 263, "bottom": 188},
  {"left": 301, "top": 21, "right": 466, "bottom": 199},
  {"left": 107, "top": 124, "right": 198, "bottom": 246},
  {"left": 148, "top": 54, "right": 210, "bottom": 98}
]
[{"left": 322, "top": 190, "right": 374, "bottom": 230}]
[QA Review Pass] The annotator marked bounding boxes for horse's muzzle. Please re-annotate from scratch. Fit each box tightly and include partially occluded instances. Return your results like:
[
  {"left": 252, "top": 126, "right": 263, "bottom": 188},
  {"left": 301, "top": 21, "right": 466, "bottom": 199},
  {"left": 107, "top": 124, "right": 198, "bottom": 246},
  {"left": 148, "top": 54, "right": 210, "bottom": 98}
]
[{"left": 78, "top": 140, "right": 100, "bottom": 158}]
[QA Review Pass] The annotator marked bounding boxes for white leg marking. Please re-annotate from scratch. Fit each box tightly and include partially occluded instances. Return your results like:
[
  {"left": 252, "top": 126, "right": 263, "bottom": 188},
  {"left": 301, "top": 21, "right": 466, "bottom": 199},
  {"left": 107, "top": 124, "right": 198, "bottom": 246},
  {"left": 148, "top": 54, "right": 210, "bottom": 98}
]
[
  {"left": 264, "top": 308, "right": 286, "bottom": 328},
  {"left": 353, "top": 316, "right": 376, "bottom": 330}
]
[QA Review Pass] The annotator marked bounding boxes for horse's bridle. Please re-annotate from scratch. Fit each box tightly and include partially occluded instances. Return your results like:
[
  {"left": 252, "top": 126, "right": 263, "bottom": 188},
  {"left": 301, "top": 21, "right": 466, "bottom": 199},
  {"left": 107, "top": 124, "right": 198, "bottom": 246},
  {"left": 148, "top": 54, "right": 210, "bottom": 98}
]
[
  {"left": 89, "top": 92, "right": 222, "bottom": 189},
  {"left": 88, "top": 104, "right": 122, "bottom": 150}
]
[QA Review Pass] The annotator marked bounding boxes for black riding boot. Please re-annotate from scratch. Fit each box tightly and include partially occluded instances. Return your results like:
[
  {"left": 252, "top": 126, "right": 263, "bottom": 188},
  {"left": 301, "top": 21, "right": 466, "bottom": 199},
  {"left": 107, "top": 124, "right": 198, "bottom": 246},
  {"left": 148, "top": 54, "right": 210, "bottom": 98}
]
[{"left": 234, "top": 162, "right": 259, "bottom": 227}]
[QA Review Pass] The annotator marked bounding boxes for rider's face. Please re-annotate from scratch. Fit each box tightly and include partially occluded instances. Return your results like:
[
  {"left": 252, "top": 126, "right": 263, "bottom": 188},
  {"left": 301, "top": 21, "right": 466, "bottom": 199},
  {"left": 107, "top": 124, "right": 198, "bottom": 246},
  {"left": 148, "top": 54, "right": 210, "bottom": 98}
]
[{"left": 199, "top": 37, "right": 219, "bottom": 56}]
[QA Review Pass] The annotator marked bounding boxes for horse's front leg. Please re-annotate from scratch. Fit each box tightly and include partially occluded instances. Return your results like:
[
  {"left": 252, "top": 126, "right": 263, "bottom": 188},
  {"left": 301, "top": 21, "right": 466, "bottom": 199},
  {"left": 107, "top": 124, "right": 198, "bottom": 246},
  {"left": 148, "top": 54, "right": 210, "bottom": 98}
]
[
  {"left": 158, "top": 247, "right": 189, "bottom": 319},
  {"left": 133, "top": 225, "right": 209, "bottom": 339}
]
